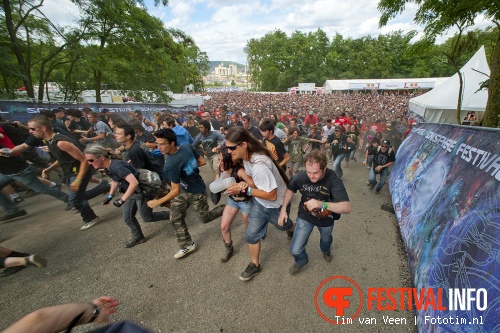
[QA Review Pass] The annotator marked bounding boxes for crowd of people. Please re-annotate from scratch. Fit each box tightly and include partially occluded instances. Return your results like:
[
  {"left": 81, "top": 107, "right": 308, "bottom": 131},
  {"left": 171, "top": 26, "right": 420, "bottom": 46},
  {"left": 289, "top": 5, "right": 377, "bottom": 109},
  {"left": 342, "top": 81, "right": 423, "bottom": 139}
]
[{"left": 1, "top": 90, "right": 412, "bottom": 331}]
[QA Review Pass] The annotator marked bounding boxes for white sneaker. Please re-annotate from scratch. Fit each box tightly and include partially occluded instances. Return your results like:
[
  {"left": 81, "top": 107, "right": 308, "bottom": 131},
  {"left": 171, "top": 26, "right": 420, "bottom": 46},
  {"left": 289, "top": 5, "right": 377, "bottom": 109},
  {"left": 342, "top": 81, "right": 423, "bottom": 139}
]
[
  {"left": 174, "top": 242, "right": 196, "bottom": 259},
  {"left": 80, "top": 217, "right": 101, "bottom": 230}
]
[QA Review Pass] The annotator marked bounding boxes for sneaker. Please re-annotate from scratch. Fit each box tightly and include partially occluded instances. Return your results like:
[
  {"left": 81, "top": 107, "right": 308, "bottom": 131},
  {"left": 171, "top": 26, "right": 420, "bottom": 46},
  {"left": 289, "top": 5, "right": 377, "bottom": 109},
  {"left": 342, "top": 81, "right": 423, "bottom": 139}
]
[
  {"left": 375, "top": 189, "right": 380, "bottom": 194},
  {"left": 173, "top": 242, "right": 196, "bottom": 259},
  {"left": 26, "top": 254, "right": 47, "bottom": 268},
  {"left": 0, "top": 266, "right": 26, "bottom": 278},
  {"left": 323, "top": 252, "right": 333, "bottom": 262},
  {"left": 289, "top": 261, "right": 308, "bottom": 275},
  {"left": 124, "top": 237, "right": 146, "bottom": 248},
  {"left": 369, "top": 184, "right": 375, "bottom": 190},
  {"left": 0, "top": 209, "right": 28, "bottom": 221},
  {"left": 64, "top": 203, "right": 73, "bottom": 211},
  {"left": 287, "top": 230, "right": 294, "bottom": 240},
  {"left": 366, "top": 181, "right": 371, "bottom": 186},
  {"left": 239, "top": 262, "right": 261, "bottom": 281},
  {"left": 80, "top": 217, "right": 101, "bottom": 230},
  {"left": 13, "top": 197, "right": 24, "bottom": 204}
]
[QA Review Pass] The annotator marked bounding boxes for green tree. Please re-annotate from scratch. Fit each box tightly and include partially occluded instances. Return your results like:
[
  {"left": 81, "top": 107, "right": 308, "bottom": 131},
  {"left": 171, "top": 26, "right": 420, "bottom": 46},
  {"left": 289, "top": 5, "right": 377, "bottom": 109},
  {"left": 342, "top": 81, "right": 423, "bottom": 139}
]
[{"left": 378, "top": 0, "right": 500, "bottom": 127}]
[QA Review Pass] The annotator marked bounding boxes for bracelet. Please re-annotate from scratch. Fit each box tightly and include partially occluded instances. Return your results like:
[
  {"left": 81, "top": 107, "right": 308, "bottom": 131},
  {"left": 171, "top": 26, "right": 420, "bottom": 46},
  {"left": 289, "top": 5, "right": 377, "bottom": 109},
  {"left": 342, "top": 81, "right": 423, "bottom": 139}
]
[
  {"left": 322, "top": 202, "right": 329, "bottom": 210},
  {"left": 247, "top": 187, "right": 253, "bottom": 196},
  {"left": 86, "top": 303, "right": 100, "bottom": 323},
  {"left": 48, "top": 165, "right": 53, "bottom": 169},
  {"left": 74, "top": 179, "right": 82, "bottom": 183}
]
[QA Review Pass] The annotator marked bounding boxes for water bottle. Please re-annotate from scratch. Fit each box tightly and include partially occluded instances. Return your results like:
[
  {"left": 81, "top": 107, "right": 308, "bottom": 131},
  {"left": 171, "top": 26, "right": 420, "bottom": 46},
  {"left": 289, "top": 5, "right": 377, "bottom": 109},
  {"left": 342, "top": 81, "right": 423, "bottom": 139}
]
[{"left": 209, "top": 177, "right": 236, "bottom": 193}]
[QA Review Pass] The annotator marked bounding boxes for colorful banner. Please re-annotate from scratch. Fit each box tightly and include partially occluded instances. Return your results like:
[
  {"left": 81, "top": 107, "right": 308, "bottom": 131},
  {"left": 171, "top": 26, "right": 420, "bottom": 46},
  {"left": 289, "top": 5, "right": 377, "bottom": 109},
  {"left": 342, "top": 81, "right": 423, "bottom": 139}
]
[
  {"left": 0, "top": 101, "right": 198, "bottom": 123},
  {"left": 389, "top": 123, "right": 500, "bottom": 332}
]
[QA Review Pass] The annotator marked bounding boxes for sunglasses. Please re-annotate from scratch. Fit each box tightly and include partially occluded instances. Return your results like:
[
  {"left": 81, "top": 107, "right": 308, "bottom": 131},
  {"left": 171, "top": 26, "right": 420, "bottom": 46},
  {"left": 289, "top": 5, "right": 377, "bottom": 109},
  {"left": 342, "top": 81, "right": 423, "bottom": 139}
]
[
  {"left": 226, "top": 144, "right": 240, "bottom": 151},
  {"left": 381, "top": 145, "right": 389, "bottom": 148},
  {"left": 29, "top": 127, "right": 37, "bottom": 131},
  {"left": 87, "top": 159, "right": 95, "bottom": 163}
]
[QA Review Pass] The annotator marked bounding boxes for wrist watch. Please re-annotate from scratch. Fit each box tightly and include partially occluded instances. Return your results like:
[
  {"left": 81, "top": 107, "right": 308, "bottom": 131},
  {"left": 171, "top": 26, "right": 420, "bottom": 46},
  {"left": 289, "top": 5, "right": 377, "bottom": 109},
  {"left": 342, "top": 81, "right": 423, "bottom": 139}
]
[{"left": 87, "top": 303, "right": 100, "bottom": 323}]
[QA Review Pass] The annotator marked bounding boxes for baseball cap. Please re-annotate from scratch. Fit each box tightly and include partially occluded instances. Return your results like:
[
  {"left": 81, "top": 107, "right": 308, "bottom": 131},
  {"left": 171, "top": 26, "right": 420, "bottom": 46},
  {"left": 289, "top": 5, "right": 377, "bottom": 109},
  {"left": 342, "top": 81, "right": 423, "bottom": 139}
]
[
  {"left": 382, "top": 140, "right": 390, "bottom": 145},
  {"left": 334, "top": 126, "right": 342, "bottom": 131},
  {"left": 309, "top": 111, "right": 314, "bottom": 115}
]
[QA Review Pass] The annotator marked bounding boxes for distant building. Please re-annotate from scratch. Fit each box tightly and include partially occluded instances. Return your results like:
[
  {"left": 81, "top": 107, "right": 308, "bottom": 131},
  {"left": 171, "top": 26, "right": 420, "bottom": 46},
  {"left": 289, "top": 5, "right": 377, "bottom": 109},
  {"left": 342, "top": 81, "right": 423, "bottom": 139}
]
[{"left": 213, "top": 63, "right": 239, "bottom": 76}]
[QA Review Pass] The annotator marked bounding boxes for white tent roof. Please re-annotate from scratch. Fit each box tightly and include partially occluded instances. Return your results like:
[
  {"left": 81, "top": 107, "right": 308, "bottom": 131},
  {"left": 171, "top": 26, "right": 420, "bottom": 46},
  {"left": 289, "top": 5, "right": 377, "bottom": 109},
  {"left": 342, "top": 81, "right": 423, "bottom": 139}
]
[
  {"left": 408, "top": 46, "right": 490, "bottom": 124},
  {"left": 323, "top": 78, "right": 448, "bottom": 91}
]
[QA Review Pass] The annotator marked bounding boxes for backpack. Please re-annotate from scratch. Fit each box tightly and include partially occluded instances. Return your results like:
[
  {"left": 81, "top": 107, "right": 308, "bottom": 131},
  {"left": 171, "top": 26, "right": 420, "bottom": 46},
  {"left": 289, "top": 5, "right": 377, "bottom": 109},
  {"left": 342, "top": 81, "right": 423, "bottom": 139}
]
[{"left": 136, "top": 168, "right": 162, "bottom": 195}]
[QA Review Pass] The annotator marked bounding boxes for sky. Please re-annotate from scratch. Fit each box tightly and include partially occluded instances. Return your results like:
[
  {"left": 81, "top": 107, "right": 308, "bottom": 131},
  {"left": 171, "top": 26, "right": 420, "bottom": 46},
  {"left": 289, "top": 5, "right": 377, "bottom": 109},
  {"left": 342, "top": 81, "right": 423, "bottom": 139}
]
[{"left": 43, "top": 0, "right": 491, "bottom": 65}]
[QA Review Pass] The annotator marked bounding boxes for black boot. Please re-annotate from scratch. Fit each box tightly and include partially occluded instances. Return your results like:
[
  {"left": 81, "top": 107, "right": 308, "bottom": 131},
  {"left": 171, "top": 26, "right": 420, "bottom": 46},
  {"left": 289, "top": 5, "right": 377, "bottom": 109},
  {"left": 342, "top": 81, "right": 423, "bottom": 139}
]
[{"left": 221, "top": 241, "right": 233, "bottom": 263}]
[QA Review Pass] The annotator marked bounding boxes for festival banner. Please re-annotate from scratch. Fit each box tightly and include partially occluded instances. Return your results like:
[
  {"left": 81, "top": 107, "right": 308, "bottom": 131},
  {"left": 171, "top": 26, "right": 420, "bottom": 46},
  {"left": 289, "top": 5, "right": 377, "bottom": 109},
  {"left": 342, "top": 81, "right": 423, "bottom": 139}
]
[
  {"left": 0, "top": 101, "right": 198, "bottom": 123},
  {"left": 389, "top": 123, "right": 499, "bottom": 332}
]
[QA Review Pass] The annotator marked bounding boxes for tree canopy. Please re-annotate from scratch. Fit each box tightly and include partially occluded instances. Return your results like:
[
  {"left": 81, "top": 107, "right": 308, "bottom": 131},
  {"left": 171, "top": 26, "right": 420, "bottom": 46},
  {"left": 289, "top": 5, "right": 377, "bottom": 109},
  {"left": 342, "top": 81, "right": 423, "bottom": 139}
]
[
  {"left": 0, "top": 0, "right": 209, "bottom": 102},
  {"left": 378, "top": 0, "right": 499, "bottom": 127}
]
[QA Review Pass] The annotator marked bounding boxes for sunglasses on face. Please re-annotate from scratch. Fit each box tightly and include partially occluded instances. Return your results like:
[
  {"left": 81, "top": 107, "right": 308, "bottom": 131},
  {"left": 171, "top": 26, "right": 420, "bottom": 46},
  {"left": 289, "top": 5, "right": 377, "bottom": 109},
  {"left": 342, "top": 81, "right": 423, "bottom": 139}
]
[
  {"left": 381, "top": 145, "right": 389, "bottom": 148},
  {"left": 87, "top": 159, "right": 95, "bottom": 163},
  {"left": 226, "top": 144, "right": 240, "bottom": 151},
  {"left": 29, "top": 127, "right": 37, "bottom": 131}
]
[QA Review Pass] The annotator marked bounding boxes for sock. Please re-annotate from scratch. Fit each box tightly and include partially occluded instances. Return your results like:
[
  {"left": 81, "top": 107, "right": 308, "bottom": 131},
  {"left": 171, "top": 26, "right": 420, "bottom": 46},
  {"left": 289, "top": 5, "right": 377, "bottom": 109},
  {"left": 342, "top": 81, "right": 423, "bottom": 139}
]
[
  {"left": 8, "top": 251, "right": 30, "bottom": 257},
  {"left": 10, "top": 193, "right": 20, "bottom": 199},
  {"left": 50, "top": 182, "right": 57, "bottom": 188}
]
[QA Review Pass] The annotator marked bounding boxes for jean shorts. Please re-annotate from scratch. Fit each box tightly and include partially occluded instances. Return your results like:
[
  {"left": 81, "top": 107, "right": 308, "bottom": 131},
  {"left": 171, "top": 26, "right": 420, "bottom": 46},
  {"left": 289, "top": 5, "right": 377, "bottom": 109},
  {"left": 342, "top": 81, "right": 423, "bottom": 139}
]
[{"left": 226, "top": 196, "right": 253, "bottom": 215}]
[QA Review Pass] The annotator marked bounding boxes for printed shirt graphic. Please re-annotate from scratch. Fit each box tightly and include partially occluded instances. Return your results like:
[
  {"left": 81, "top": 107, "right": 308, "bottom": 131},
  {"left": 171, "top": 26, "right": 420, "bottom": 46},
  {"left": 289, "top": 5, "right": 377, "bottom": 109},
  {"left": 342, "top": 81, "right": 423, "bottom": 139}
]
[
  {"left": 286, "top": 137, "right": 309, "bottom": 163},
  {"left": 263, "top": 136, "right": 286, "bottom": 163}
]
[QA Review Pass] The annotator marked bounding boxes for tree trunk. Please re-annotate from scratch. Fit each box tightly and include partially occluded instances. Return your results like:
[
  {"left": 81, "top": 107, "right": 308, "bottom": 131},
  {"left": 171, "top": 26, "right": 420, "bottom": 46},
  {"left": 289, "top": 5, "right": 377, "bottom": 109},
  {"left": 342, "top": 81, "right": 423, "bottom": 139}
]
[
  {"left": 457, "top": 71, "right": 463, "bottom": 124},
  {"left": 482, "top": 28, "right": 500, "bottom": 128},
  {"left": 2, "top": 0, "right": 35, "bottom": 98}
]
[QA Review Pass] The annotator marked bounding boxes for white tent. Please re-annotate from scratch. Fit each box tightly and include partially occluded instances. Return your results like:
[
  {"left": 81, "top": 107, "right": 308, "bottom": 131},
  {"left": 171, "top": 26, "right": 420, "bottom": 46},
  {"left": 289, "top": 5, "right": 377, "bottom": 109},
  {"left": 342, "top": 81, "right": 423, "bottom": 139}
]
[{"left": 408, "top": 46, "right": 490, "bottom": 124}]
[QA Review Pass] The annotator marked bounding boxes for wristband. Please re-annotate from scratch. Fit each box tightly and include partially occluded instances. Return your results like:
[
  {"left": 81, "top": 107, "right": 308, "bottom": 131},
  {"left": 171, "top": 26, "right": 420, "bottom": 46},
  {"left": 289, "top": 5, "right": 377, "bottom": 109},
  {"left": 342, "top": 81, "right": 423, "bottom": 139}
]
[
  {"left": 48, "top": 165, "right": 53, "bottom": 169},
  {"left": 74, "top": 179, "right": 82, "bottom": 183},
  {"left": 247, "top": 187, "right": 253, "bottom": 196},
  {"left": 87, "top": 303, "right": 100, "bottom": 323},
  {"left": 322, "top": 202, "right": 329, "bottom": 210}
]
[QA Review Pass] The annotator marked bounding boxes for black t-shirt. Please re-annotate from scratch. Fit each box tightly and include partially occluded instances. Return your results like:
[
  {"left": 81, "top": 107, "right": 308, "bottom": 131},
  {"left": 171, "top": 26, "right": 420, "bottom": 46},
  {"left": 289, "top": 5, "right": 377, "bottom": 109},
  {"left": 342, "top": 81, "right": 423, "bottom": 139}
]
[
  {"left": 122, "top": 141, "right": 161, "bottom": 174},
  {"left": 327, "top": 133, "right": 348, "bottom": 157},
  {"left": 0, "top": 143, "right": 29, "bottom": 175},
  {"left": 105, "top": 159, "right": 139, "bottom": 193},
  {"left": 287, "top": 168, "right": 350, "bottom": 227},
  {"left": 68, "top": 119, "right": 91, "bottom": 132},
  {"left": 210, "top": 118, "right": 223, "bottom": 131},
  {"left": 136, "top": 131, "right": 156, "bottom": 143},
  {"left": 24, "top": 134, "right": 45, "bottom": 147},
  {"left": 263, "top": 136, "right": 287, "bottom": 164},
  {"left": 367, "top": 146, "right": 396, "bottom": 169},
  {"left": 0, "top": 123, "right": 29, "bottom": 145},
  {"left": 308, "top": 133, "right": 322, "bottom": 150},
  {"left": 46, "top": 134, "right": 85, "bottom": 179},
  {"left": 163, "top": 144, "right": 205, "bottom": 194}
]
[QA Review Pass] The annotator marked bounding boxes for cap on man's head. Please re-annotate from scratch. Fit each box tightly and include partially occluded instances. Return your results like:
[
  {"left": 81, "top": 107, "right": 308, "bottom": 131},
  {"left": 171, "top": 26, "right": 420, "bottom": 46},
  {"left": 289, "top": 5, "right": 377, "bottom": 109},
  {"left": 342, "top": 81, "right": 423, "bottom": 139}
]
[
  {"left": 309, "top": 111, "right": 314, "bottom": 115},
  {"left": 382, "top": 140, "right": 390, "bottom": 145},
  {"left": 334, "top": 126, "right": 342, "bottom": 132},
  {"left": 101, "top": 108, "right": 110, "bottom": 113}
]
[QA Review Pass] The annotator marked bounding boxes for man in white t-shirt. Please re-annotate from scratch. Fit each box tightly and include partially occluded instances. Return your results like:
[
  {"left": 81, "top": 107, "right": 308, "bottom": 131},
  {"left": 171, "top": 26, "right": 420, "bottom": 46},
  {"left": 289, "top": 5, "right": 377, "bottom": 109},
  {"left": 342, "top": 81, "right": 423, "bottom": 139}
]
[{"left": 321, "top": 119, "right": 335, "bottom": 155}]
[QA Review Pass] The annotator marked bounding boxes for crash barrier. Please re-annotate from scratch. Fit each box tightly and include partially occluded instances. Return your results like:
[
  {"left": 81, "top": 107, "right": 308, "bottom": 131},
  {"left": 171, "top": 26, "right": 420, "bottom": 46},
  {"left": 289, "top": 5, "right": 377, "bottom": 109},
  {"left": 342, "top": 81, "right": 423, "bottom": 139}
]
[
  {"left": 389, "top": 123, "right": 499, "bottom": 332},
  {"left": 0, "top": 100, "right": 198, "bottom": 123}
]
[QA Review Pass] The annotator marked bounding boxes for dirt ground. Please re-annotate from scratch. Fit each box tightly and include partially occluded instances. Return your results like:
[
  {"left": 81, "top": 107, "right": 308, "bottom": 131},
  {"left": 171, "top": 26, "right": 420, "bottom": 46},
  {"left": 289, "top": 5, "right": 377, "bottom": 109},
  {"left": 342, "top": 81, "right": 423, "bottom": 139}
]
[{"left": 0, "top": 158, "right": 416, "bottom": 332}]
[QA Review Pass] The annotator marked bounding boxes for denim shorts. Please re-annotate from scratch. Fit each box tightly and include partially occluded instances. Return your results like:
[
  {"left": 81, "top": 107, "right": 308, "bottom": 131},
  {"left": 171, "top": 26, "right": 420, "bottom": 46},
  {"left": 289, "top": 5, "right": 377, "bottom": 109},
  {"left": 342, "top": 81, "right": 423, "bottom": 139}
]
[
  {"left": 226, "top": 196, "right": 253, "bottom": 215},
  {"left": 245, "top": 200, "right": 293, "bottom": 244}
]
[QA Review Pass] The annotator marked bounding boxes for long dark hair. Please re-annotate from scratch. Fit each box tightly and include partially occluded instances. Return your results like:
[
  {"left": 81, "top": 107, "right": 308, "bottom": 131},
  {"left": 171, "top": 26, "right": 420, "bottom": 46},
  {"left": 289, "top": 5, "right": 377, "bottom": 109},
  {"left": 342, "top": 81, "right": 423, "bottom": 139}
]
[{"left": 225, "top": 126, "right": 289, "bottom": 183}]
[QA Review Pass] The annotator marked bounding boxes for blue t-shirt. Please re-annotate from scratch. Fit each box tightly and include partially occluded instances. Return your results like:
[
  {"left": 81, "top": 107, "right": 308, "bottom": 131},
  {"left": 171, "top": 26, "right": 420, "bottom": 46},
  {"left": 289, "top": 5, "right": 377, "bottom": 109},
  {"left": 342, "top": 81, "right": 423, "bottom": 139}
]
[{"left": 163, "top": 144, "right": 205, "bottom": 194}]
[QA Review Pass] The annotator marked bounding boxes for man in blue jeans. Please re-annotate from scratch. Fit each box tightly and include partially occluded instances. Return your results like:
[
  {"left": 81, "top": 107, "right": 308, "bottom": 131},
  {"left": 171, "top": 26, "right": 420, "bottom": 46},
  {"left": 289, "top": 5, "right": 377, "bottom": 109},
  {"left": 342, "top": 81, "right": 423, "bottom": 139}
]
[
  {"left": 279, "top": 150, "right": 351, "bottom": 275},
  {"left": 0, "top": 145, "right": 68, "bottom": 221},
  {"left": 28, "top": 116, "right": 104, "bottom": 230},
  {"left": 364, "top": 139, "right": 396, "bottom": 194}
]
